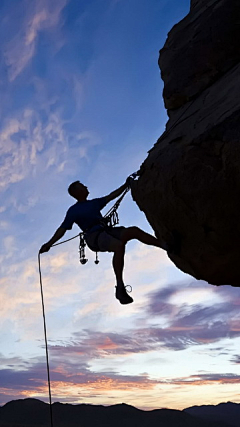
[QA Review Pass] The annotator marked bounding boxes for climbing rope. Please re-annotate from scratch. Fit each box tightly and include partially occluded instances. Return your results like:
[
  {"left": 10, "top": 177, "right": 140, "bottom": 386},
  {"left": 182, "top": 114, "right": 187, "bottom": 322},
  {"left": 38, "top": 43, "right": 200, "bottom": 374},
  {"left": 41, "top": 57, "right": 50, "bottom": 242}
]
[{"left": 38, "top": 253, "right": 54, "bottom": 427}]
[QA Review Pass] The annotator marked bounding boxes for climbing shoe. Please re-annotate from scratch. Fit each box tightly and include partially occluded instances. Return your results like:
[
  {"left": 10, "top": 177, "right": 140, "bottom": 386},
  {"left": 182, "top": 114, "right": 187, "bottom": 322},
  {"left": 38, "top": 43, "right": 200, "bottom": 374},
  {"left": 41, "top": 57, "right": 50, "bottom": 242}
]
[{"left": 115, "top": 285, "right": 133, "bottom": 305}]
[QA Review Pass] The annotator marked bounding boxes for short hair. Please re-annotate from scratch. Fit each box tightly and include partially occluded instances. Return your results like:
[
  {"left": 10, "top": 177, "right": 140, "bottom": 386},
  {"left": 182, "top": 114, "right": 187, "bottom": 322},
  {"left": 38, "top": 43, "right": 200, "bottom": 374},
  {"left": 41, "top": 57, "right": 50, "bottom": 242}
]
[{"left": 68, "top": 181, "right": 80, "bottom": 197}]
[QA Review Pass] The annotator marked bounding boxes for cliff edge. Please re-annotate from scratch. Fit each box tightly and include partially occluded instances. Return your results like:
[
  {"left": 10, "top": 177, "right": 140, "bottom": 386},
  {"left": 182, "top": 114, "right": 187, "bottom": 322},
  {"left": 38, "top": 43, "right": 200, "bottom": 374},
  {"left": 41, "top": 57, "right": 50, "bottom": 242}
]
[{"left": 132, "top": 0, "right": 240, "bottom": 286}]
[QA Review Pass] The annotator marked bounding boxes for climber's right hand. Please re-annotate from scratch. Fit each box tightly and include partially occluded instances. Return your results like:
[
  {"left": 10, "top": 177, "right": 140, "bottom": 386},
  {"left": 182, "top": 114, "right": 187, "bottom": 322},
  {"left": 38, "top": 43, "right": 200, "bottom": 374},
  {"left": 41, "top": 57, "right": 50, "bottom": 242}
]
[
  {"left": 39, "top": 243, "right": 51, "bottom": 254},
  {"left": 125, "top": 172, "right": 138, "bottom": 188},
  {"left": 125, "top": 176, "right": 134, "bottom": 187}
]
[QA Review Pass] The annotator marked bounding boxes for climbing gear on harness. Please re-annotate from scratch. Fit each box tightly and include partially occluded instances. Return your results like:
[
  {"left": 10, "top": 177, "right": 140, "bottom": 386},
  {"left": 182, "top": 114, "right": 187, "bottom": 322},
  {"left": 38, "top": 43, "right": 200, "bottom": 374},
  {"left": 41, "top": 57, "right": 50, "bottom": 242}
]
[
  {"left": 79, "top": 232, "right": 88, "bottom": 264},
  {"left": 95, "top": 252, "right": 99, "bottom": 264},
  {"left": 79, "top": 231, "right": 99, "bottom": 265}
]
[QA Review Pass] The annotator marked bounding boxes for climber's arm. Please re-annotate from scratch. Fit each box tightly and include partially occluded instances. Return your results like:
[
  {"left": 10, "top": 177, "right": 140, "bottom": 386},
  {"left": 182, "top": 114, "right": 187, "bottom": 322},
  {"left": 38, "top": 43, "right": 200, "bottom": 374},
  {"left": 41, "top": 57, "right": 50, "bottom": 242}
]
[
  {"left": 105, "top": 181, "right": 128, "bottom": 204},
  {"left": 39, "top": 227, "right": 66, "bottom": 253}
]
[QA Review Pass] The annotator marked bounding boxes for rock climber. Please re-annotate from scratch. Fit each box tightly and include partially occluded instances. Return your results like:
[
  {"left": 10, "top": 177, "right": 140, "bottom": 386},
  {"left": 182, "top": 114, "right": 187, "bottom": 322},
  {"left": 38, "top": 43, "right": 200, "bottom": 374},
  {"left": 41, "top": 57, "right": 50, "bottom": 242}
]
[{"left": 39, "top": 178, "right": 165, "bottom": 305}]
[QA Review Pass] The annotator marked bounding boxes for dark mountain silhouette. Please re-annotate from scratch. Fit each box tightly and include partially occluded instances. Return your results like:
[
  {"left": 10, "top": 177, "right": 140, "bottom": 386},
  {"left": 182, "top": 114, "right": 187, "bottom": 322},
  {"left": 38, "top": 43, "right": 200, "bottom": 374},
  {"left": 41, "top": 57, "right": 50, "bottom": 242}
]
[
  {"left": 185, "top": 402, "right": 240, "bottom": 427},
  {"left": 0, "top": 398, "right": 237, "bottom": 427}
]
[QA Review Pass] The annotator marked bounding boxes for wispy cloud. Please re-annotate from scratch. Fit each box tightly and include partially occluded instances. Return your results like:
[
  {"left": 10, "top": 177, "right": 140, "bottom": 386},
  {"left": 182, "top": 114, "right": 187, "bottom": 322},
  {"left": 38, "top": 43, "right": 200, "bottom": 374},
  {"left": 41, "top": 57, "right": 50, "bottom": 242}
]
[
  {"left": 3, "top": 0, "right": 67, "bottom": 82},
  {"left": 0, "top": 353, "right": 159, "bottom": 406},
  {"left": 0, "top": 109, "right": 99, "bottom": 193},
  {"left": 1, "top": 352, "right": 239, "bottom": 408},
  {"left": 159, "top": 373, "right": 240, "bottom": 386},
  {"left": 231, "top": 355, "right": 240, "bottom": 364},
  {"left": 144, "top": 282, "right": 240, "bottom": 350}
]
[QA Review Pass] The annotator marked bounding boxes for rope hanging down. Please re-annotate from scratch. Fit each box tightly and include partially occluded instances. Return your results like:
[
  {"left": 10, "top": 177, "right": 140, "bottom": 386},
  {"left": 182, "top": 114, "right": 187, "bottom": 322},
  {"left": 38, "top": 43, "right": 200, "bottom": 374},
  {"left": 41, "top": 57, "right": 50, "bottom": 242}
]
[{"left": 38, "top": 253, "right": 54, "bottom": 427}]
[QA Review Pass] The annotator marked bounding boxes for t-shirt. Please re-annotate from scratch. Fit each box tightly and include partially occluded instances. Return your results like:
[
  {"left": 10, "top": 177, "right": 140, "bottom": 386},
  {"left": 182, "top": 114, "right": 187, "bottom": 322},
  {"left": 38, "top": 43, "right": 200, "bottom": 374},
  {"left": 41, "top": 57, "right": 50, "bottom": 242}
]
[{"left": 60, "top": 197, "right": 107, "bottom": 232}]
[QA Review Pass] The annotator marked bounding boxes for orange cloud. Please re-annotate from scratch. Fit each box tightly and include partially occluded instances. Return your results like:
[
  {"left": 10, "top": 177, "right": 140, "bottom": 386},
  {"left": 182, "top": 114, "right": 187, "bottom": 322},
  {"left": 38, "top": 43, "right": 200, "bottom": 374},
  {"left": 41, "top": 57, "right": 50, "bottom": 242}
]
[{"left": 159, "top": 374, "right": 240, "bottom": 386}]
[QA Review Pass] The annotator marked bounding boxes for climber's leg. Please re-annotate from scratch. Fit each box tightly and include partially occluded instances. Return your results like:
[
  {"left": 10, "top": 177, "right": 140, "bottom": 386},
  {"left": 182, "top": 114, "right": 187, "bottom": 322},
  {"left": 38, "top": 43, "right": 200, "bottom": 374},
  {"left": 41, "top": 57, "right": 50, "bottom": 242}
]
[
  {"left": 121, "top": 226, "right": 181, "bottom": 254},
  {"left": 112, "top": 241, "right": 125, "bottom": 282},
  {"left": 112, "top": 242, "right": 133, "bottom": 305},
  {"left": 121, "top": 226, "right": 164, "bottom": 248}
]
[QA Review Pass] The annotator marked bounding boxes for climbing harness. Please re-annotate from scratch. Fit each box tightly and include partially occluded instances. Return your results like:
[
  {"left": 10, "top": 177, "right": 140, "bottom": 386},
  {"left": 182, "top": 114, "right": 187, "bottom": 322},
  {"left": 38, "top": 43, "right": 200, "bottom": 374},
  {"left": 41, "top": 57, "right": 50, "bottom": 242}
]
[{"left": 79, "top": 186, "right": 130, "bottom": 265}]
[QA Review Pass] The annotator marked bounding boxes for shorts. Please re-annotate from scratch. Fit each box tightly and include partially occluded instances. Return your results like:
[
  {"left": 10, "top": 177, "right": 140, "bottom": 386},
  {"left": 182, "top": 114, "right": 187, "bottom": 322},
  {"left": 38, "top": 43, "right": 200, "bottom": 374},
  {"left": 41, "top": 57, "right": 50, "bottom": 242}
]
[{"left": 85, "top": 226, "right": 125, "bottom": 252}]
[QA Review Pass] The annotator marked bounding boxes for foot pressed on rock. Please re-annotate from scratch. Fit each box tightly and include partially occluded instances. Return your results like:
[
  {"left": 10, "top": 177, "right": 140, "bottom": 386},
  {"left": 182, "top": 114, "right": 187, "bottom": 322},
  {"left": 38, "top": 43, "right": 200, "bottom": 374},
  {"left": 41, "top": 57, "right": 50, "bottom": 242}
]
[{"left": 115, "top": 285, "right": 133, "bottom": 305}]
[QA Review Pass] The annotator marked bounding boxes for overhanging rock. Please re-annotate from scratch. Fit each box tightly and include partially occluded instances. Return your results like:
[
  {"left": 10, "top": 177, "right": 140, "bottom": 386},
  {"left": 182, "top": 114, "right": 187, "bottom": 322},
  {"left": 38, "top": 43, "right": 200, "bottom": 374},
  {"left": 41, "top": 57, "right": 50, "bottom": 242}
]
[{"left": 132, "top": 0, "right": 240, "bottom": 286}]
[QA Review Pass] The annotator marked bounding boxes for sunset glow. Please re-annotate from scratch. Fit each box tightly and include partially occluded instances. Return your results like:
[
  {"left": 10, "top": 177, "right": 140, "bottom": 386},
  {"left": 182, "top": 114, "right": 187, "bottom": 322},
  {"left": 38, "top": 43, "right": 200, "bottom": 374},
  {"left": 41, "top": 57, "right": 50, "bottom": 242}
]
[{"left": 0, "top": 0, "right": 240, "bottom": 411}]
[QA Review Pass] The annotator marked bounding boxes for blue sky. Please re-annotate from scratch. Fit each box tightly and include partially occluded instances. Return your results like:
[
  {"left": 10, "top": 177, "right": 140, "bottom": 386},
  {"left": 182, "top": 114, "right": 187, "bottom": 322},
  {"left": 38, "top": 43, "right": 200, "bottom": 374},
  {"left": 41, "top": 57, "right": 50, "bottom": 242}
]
[{"left": 1, "top": 0, "right": 240, "bottom": 410}]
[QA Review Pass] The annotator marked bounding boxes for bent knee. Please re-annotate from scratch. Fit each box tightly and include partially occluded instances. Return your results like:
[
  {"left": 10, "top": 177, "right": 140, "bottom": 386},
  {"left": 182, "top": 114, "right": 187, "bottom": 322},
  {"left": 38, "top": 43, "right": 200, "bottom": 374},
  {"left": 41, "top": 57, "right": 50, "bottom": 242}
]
[
  {"left": 113, "top": 240, "right": 125, "bottom": 252},
  {"left": 121, "top": 226, "right": 140, "bottom": 242}
]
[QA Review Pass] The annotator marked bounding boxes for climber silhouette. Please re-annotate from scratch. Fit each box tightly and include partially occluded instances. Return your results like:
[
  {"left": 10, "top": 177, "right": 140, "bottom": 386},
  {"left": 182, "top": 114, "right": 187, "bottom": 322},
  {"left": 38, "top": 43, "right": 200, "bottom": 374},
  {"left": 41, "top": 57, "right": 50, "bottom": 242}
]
[{"left": 39, "top": 178, "right": 164, "bottom": 304}]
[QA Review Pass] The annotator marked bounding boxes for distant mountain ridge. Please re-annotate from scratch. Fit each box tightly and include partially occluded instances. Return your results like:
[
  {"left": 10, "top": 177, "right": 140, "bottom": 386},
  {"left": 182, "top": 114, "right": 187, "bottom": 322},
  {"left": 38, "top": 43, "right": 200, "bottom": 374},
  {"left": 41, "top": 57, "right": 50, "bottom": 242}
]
[
  {"left": 184, "top": 402, "right": 240, "bottom": 427},
  {"left": 0, "top": 398, "right": 239, "bottom": 427}
]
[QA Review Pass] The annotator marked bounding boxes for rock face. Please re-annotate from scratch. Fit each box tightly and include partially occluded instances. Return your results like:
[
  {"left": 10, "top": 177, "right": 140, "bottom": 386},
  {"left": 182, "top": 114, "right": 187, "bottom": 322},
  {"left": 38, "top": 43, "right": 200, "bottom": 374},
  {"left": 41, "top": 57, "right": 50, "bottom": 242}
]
[{"left": 132, "top": 0, "right": 240, "bottom": 286}]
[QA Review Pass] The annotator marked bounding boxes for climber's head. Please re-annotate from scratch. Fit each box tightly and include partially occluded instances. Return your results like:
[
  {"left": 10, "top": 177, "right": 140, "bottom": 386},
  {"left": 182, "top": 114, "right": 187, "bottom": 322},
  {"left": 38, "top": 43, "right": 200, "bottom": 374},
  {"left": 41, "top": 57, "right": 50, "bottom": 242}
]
[{"left": 68, "top": 181, "right": 89, "bottom": 201}]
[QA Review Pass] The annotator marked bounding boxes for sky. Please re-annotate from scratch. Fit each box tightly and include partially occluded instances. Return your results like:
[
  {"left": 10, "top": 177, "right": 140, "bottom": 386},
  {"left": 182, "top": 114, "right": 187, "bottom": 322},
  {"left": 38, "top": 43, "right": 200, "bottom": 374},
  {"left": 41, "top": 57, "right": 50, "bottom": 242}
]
[{"left": 0, "top": 0, "right": 240, "bottom": 412}]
